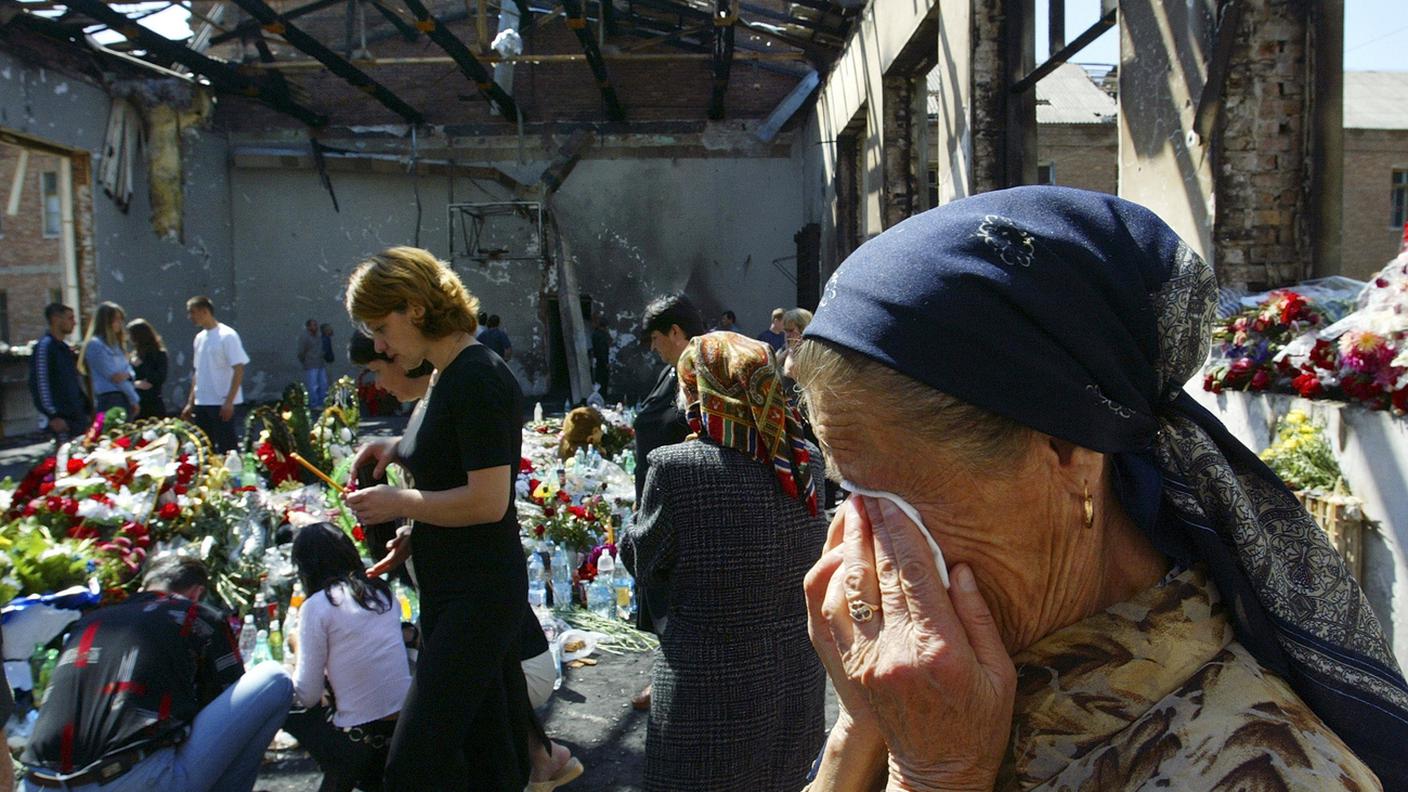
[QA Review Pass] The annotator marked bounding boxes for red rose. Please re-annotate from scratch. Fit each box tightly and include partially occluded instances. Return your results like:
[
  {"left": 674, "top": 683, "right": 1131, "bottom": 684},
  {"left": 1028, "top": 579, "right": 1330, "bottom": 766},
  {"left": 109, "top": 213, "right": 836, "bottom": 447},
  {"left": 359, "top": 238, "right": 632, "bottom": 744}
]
[
  {"left": 1376, "top": 277, "right": 1390, "bottom": 288},
  {"left": 44, "top": 495, "right": 63, "bottom": 512},
  {"left": 1251, "top": 317, "right": 1269, "bottom": 333},
  {"left": 66, "top": 458, "right": 85, "bottom": 474},
  {"left": 520, "top": 458, "right": 535, "bottom": 474},
  {"left": 352, "top": 525, "right": 365, "bottom": 542},
  {"left": 534, "top": 524, "right": 546, "bottom": 537},
  {"left": 38, "top": 481, "right": 55, "bottom": 496},
  {"left": 37, "top": 457, "right": 56, "bottom": 475},
  {"left": 1226, "top": 357, "right": 1257, "bottom": 386},
  {"left": 542, "top": 506, "right": 556, "bottom": 518},
  {"left": 556, "top": 490, "right": 572, "bottom": 504},
  {"left": 158, "top": 502, "right": 180, "bottom": 520},
  {"left": 122, "top": 521, "right": 148, "bottom": 537},
  {"left": 568, "top": 505, "right": 588, "bottom": 520},
  {"left": 21, "top": 502, "right": 37, "bottom": 517},
  {"left": 1310, "top": 339, "right": 1338, "bottom": 371},
  {"left": 1292, "top": 371, "right": 1324, "bottom": 399},
  {"left": 174, "top": 484, "right": 189, "bottom": 496},
  {"left": 176, "top": 463, "right": 197, "bottom": 484},
  {"left": 114, "top": 436, "right": 132, "bottom": 449},
  {"left": 1203, "top": 374, "right": 1216, "bottom": 391},
  {"left": 1249, "top": 370, "right": 1271, "bottom": 392}
]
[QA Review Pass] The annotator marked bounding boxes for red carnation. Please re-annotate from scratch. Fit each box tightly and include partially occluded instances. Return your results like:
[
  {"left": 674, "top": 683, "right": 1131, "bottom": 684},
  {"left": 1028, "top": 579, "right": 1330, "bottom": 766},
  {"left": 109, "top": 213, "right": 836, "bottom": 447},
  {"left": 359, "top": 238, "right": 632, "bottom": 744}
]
[
  {"left": 1292, "top": 371, "right": 1324, "bottom": 399},
  {"left": 37, "top": 457, "right": 57, "bottom": 476},
  {"left": 66, "top": 458, "right": 85, "bottom": 474},
  {"left": 568, "top": 505, "right": 588, "bottom": 520},
  {"left": 1249, "top": 370, "right": 1271, "bottom": 392},
  {"left": 1310, "top": 339, "right": 1338, "bottom": 371},
  {"left": 38, "top": 481, "right": 55, "bottom": 496},
  {"left": 44, "top": 495, "right": 63, "bottom": 512},
  {"left": 176, "top": 463, "right": 197, "bottom": 484},
  {"left": 1226, "top": 357, "right": 1257, "bottom": 387},
  {"left": 158, "top": 502, "right": 180, "bottom": 520},
  {"left": 520, "top": 458, "right": 535, "bottom": 474},
  {"left": 352, "top": 524, "right": 365, "bottom": 542},
  {"left": 21, "top": 502, "right": 37, "bottom": 517},
  {"left": 122, "top": 522, "right": 148, "bottom": 537},
  {"left": 114, "top": 436, "right": 132, "bottom": 450},
  {"left": 556, "top": 490, "right": 572, "bottom": 504}
]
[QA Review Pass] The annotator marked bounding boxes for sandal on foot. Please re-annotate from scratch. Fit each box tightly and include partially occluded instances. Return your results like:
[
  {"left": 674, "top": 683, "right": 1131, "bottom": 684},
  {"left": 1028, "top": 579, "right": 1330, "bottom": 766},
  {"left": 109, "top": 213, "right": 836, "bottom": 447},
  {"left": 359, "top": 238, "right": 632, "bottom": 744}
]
[{"left": 526, "top": 757, "right": 583, "bottom": 791}]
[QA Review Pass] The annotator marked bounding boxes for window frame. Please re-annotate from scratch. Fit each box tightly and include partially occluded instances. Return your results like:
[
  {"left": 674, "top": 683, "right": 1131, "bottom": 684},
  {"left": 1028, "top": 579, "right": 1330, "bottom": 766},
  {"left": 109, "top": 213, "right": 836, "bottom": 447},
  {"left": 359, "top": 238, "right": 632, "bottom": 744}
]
[
  {"left": 40, "top": 170, "right": 60, "bottom": 238},
  {"left": 1392, "top": 168, "right": 1408, "bottom": 231}
]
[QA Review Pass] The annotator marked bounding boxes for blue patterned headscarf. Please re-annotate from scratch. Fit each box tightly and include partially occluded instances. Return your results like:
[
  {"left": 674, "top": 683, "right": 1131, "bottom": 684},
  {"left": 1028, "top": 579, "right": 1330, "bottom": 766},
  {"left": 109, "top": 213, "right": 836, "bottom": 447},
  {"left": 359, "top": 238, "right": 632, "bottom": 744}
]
[{"left": 805, "top": 186, "right": 1408, "bottom": 787}]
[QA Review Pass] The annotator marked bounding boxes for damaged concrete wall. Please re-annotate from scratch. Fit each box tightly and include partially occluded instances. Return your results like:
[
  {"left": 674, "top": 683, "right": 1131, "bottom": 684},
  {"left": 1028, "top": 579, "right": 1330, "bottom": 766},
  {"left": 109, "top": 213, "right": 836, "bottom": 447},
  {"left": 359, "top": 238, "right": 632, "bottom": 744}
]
[
  {"left": 797, "top": 0, "right": 939, "bottom": 276},
  {"left": 0, "top": 48, "right": 235, "bottom": 414},
  {"left": 227, "top": 149, "right": 802, "bottom": 401}
]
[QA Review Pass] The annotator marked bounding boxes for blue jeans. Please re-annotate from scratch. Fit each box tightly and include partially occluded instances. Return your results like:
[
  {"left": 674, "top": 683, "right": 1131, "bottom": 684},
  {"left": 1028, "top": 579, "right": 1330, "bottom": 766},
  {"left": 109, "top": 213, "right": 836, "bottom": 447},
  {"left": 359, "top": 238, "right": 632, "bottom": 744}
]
[
  {"left": 23, "top": 662, "right": 292, "bottom": 792},
  {"left": 305, "top": 368, "right": 329, "bottom": 409}
]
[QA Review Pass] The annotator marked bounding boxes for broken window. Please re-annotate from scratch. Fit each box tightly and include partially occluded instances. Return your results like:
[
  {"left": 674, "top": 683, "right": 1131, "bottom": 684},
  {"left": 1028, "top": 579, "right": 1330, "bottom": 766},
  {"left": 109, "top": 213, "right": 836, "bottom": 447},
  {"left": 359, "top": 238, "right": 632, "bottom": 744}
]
[
  {"left": 40, "top": 171, "right": 60, "bottom": 238},
  {"left": 1393, "top": 168, "right": 1408, "bottom": 230},
  {"left": 1038, "top": 163, "right": 1055, "bottom": 185}
]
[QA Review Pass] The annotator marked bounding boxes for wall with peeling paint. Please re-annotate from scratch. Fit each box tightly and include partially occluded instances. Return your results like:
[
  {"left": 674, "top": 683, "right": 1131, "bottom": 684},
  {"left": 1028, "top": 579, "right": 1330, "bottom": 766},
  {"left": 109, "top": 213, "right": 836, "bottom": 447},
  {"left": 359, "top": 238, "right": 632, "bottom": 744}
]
[
  {"left": 227, "top": 154, "right": 803, "bottom": 401},
  {"left": 0, "top": 49, "right": 236, "bottom": 415}
]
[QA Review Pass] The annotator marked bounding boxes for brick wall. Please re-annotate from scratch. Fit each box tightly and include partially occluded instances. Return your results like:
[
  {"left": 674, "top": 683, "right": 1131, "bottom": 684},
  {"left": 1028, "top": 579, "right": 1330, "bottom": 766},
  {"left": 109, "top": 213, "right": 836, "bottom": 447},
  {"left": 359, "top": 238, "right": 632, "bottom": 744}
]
[
  {"left": 1039, "top": 123, "right": 1117, "bottom": 194},
  {"left": 1213, "top": 0, "right": 1311, "bottom": 289},
  {"left": 1342, "top": 128, "right": 1408, "bottom": 281},
  {"left": 0, "top": 143, "right": 66, "bottom": 345}
]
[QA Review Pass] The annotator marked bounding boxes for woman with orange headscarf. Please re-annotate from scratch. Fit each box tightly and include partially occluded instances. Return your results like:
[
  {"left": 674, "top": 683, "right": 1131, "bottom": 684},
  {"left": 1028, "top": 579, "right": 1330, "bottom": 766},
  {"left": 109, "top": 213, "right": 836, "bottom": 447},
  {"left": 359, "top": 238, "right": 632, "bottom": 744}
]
[{"left": 620, "top": 331, "right": 827, "bottom": 792}]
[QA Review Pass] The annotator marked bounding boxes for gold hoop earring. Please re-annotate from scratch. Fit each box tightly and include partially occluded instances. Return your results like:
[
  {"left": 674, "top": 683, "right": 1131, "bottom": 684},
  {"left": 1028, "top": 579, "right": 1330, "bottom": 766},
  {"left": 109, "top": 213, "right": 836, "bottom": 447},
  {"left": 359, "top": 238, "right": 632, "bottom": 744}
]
[{"left": 1083, "top": 482, "right": 1095, "bottom": 529}]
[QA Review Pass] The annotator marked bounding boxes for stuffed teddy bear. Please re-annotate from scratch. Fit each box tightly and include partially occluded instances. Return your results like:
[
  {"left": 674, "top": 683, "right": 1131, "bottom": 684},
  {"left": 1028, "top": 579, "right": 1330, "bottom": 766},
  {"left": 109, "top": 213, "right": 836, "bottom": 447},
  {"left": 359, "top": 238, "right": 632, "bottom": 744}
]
[{"left": 558, "top": 406, "right": 606, "bottom": 460}]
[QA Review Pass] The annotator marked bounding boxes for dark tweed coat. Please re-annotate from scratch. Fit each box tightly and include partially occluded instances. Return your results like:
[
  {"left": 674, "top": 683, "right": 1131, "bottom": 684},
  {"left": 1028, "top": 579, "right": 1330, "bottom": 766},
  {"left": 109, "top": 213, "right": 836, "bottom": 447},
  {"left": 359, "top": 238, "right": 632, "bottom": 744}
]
[{"left": 620, "top": 440, "right": 828, "bottom": 792}]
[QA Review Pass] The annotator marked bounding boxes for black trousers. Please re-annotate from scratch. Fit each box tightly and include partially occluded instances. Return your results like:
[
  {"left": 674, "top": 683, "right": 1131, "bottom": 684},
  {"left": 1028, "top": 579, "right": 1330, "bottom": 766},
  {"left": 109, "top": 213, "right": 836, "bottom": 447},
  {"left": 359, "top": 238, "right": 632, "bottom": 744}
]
[
  {"left": 383, "top": 595, "right": 535, "bottom": 792},
  {"left": 191, "top": 404, "right": 240, "bottom": 453},
  {"left": 284, "top": 706, "right": 394, "bottom": 792}
]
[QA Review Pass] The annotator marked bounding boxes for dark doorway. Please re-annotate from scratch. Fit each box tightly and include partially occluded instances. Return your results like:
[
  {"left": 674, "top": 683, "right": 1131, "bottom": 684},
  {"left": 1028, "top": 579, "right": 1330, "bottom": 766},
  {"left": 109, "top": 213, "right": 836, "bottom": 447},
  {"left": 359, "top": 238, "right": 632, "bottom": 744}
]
[
  {"left": 835, "top": 112, "right": 865, "bottom": 263},
  {"left": 543, "top": 293, "right": 595, "bottom": 405},
  {"left": 795, "top": 223, "right": 821, "bottom": 311}
]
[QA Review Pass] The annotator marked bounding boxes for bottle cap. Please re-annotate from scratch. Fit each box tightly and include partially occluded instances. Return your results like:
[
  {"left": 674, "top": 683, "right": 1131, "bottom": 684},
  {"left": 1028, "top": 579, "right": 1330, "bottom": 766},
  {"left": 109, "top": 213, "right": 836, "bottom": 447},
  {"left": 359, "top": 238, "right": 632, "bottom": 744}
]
[
  {"left": 244, "top": 614, "right": 254, "bottom": 623},
  {"left": 270, "top": 620, "right": 281, "bottom": 631},
  {"left": 256, "top": 629, "right": 268, "bottom": 638}
]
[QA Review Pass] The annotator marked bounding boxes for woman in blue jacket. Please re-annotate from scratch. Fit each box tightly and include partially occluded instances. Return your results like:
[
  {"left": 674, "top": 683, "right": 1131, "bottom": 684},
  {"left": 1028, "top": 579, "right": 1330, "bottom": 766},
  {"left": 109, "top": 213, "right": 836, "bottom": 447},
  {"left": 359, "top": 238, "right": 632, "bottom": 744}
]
[{"left": 78, "top": 302, "right": 140, "bottom": 421}]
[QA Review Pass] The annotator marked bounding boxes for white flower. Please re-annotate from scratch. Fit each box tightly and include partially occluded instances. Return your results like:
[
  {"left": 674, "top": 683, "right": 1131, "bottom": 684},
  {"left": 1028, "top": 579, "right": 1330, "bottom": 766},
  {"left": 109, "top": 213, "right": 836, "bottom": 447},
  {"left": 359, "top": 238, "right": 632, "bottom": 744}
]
[
  {"left": 199, "top": 535, "right": 216, "bottom": 559},
  {"left": 88, "top": 447, "right": 129, "bottom": 472},
  {"left": 0, "top": 489, "right": 13, "bottom": 512},
  {"left": 339, "top": 427, "right": 353, "bottom": 443},
  {"left": 77, "top": 498, "right": 116, "bottom": 521}
]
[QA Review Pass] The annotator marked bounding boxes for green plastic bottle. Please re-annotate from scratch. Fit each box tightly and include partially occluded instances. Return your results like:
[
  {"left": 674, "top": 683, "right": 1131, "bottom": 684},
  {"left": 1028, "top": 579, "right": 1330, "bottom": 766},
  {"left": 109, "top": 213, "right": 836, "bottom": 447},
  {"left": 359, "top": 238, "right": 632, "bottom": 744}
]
[{"left": 268, "top": 620, "right": 284, "bottom": 662}]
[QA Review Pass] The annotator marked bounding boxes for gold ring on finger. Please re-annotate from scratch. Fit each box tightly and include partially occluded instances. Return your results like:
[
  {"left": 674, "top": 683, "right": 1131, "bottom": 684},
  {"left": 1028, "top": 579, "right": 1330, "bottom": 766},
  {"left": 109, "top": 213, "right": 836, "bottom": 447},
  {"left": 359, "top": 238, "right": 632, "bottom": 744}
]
[{"left": 848, "top": 600, "right": 876, "bottom": 623}]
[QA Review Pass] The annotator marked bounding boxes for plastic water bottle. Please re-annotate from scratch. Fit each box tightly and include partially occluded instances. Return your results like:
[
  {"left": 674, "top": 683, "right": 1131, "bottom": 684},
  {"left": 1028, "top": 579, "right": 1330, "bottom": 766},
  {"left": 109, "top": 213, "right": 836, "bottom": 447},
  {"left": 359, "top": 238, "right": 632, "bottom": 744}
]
[
  {"left": 551, "top": 545, "right": 574, "bottom": 608},
  {"left": 528, "top": 552, "right": 548, "bottom": 613},
  {"left": 592, "top": 551, "right": 616, "bottom": 618},
  {"left": 250, "top": 630, "right": 274, "bottom": 665},
  {"left": 238, "top": 614, "right": 257, "bottom": 666},
  {"left": 252, "top": 593, "right": 269, "bottom": 630},
  {"left": 611, "top": 551, "right": 634, "bottom": 621},
  {"left": 268, "top": 620, "right": 284, "bottom": 662}
]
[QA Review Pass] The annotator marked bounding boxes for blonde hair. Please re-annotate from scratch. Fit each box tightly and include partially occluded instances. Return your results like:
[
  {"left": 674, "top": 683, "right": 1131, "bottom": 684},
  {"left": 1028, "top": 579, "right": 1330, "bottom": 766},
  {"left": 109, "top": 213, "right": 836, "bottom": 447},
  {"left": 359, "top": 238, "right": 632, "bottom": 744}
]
[
  {"left": 345, "top": 247, "right": 479, "bottom": 338},
  {"left": 77, "top": 302, "right": 127, "bottom": 376},
  {"left": 790, "top": 338, "right": 1031, "bottom": 469},
  {"left": 782, "top": 307, "right": 813, "bottom": 333}
]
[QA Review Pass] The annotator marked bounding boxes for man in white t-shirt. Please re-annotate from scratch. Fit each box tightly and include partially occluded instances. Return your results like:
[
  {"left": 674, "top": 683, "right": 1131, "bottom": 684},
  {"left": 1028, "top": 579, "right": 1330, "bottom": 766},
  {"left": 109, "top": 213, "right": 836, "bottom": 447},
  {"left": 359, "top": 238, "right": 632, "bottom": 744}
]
[{"left": 180, "top": 295, "right": 250, "bottom": 453}]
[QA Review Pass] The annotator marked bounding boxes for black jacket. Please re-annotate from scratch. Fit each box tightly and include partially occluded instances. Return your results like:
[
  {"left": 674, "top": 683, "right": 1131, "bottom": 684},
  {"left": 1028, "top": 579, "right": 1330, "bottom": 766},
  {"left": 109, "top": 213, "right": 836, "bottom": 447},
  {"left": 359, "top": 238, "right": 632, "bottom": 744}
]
[
  {"left": 632, "top": 364, "right": 689, "bottom": 500},
  {"left": 29, "top": 333, "right": 88, "bottom": 421}
]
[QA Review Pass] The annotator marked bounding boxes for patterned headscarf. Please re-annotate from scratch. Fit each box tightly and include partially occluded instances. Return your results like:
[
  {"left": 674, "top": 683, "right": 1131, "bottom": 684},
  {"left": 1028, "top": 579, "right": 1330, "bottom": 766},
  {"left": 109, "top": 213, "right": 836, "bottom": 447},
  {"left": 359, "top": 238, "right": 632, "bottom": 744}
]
[
  {"left": 805, "top": 187, "right": 1408, "bottom": 787},
  {"left": 677, "top": 332, "right": 818, "bottom": 516}
]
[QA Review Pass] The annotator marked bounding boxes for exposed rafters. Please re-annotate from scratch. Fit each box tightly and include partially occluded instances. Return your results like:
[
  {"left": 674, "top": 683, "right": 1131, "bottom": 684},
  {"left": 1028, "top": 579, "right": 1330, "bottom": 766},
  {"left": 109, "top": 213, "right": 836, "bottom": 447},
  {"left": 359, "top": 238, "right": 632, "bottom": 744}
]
[
  {"left": 708, "top": 0, "right": 734, "bottom": 119},
  {"left": 59, "top": 0, "right": 328, "bottom": 126},
  {"left": 229, "top": 0, "right": 424, "bottom": 123},
  {"left": 398, "top": 0, "right": 520, "bottom": 120},
  {"left": 210, "top": 0, "right": 342, "bottom": 45},
  {"left": 560, "top": 0, "right": 626, "bottom": 122}
]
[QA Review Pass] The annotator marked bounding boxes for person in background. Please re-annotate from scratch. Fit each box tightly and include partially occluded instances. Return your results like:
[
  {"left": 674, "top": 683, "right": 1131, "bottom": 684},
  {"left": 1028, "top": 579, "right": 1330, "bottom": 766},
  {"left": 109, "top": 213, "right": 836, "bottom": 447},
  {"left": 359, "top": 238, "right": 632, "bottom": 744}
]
[
  {"left": 711, "top": 309, "right": 737, "bottom": 333},
  {"left": 1, "top": 626, "right": 15, "bottom": 792},
  {"left": 77, "top": 301, "right": 140, "bottom": 421},
  {"left": 628, "top": 293, "right": 704, "bottom": 711},
  {"left": 321, "top": 323, "right": 336, "bottom": 370},
  {"left": 127, "top": 318, "right": 168, "bottom": 419},
  {"left": 181, "top": 296, "right": 250, "bottom": 453},
  {"left": 19, "top": 555, "right": 292, "bottom": 792},
  {"left": 781, "top": 307, "right": 813, "bottom": 363},
  {"left": 621, "top": 332, "right": 827, "bottom": 791},
  {"left": 299, "top": 319, "right": 329, "bottom": 408},
  {"left": 756, "top": 307, "right": 786, "bottom": 353},
  {"left": 479, "top": 315, "right": 513, "bottom": 362},
  {"left": 590, "top": 314, "right": 612, "bottom": 397},
  {"left": 284, "top": 522, "right": 411, "bottom": 792},
  {"left": 475, "top": 311, "right": 489, "bottom": 339},
  {"left": 29, "top": 302, "right": 88, "bottom": 443}
]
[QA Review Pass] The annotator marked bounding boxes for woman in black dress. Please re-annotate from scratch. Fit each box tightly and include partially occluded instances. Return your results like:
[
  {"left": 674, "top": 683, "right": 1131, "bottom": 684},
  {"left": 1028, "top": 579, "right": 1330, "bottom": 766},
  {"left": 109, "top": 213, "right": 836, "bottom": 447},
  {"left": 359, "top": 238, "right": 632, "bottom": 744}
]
[
  {"left": 126, "top": 318, "right": 168, "bottom": 418},
  {"left": 343, "top": 247, "right": 580, "bottom": 792}
]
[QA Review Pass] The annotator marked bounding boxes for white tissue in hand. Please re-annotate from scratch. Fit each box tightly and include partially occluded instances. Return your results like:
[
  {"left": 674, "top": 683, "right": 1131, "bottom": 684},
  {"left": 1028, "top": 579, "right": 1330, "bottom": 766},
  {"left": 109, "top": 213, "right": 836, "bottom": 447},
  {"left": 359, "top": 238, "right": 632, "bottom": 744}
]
[{"left": 841, "top": 480, "right": 950, "bottom": 589}]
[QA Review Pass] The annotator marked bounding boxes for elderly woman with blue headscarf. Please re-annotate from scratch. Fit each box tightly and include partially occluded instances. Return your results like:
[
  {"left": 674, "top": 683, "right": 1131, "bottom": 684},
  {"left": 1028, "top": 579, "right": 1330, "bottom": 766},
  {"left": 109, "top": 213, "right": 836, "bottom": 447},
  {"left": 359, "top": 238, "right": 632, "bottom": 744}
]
[{"left": 796, "top": 188, "right": 1407, "bottom": 792}]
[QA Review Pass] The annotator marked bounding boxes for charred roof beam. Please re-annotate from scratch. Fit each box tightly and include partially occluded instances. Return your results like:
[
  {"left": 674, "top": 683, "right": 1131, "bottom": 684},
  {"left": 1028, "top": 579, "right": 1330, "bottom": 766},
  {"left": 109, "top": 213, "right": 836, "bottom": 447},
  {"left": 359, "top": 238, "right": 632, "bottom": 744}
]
[
  {"left": 210, "top": 0, "right": 342, "bottom": 44},
  {"left": 708, "top": 0, "right": 734, "bottom": 119},
  {"left": 559, "top": 0, "right": 626, "bottom": 122},
  {"left": 229, "top": 0, "right": 424, "bottom": 123},
  {"left": 398, "top": 0, "right": 520, "bottom": 120},
  {"left": 59, "top": 0, "right": 328, "bottom": 126}
]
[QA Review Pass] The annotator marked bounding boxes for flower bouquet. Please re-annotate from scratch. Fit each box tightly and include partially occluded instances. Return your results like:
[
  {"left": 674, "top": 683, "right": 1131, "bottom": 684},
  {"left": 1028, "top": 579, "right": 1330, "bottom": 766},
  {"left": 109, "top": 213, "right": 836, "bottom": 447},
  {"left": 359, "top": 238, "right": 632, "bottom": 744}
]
[
  {"left": 1204, "top": 290, "right": 1326, "bottom": 393},
  {"left": 1259, "top": 410, "right": 1344, "bottom": 492}
]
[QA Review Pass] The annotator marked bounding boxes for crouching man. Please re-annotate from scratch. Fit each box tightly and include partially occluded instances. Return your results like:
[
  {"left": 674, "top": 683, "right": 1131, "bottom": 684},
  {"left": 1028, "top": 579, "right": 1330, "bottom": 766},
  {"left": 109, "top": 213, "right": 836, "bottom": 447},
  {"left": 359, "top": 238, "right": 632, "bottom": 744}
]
[{"left": 20, "top": 556, "right": 292, "bottom": 792}]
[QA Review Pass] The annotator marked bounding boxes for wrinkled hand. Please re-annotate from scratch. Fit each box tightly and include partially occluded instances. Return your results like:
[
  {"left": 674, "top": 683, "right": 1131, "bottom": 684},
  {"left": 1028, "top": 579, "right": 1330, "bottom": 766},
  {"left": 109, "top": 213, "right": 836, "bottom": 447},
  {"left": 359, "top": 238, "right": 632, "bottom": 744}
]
[
  {"left": 345, "top": 484, "right": 407, "bottom": 527},
  {"left": 349, "top": 437, "right": 399, "bottom": 485},
  {"left": 367, "top": 524, "right": 413, "bottom": 578},
  {"left": 823, "top": 496, "right": 1015, "bottom": 792},
  {"left": 805, "top": 504, "right": 882, "bottom": 734}
]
